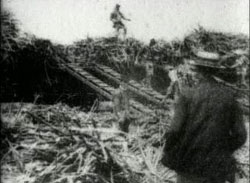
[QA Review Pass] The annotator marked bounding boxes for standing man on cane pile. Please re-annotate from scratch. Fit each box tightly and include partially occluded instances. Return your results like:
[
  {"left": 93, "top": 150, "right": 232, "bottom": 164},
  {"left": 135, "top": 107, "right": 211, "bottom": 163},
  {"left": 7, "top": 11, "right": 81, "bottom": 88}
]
[{"left": 110, "top": 4, "right": 131, "bottom": 39}]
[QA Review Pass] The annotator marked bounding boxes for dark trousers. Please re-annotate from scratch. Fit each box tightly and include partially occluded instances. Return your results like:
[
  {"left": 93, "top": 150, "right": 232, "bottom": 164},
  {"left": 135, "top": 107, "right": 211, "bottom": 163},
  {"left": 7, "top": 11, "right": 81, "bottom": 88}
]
[
  {"left": 176, "top": 173, "right": 228, "bottom": 183},
  {"left": 177, "top": 174, "right": 207, "bottom": 183}
]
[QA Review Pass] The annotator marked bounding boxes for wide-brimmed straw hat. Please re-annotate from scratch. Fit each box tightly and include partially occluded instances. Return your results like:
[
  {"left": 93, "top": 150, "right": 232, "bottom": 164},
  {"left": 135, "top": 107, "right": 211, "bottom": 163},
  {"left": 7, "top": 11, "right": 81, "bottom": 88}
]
[{"left": 186, "top": 50, "right": 239, "bottom": 83}]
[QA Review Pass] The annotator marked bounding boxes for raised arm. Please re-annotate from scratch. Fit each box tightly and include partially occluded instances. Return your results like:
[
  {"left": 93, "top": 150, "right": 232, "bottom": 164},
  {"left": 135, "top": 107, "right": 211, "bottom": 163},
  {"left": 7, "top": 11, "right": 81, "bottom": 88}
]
[{"left": 119, "top": 11, "right": 131, "bottom": 21}]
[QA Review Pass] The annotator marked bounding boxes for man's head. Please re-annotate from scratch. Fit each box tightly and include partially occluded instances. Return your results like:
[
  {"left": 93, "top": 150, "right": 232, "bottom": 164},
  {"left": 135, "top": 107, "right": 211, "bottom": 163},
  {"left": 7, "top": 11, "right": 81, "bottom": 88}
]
[
  {"left": 149, "top": 39, "right": 156, "bottom": 47},
  {"left": 187, "top": 51, "right": 239, "bottom": 84},
  {"left": 115, "top": 4, "right": 120, "bottom": 10},
  {"left": 194, "top": 65, "right": 239, "bottom": 85}
]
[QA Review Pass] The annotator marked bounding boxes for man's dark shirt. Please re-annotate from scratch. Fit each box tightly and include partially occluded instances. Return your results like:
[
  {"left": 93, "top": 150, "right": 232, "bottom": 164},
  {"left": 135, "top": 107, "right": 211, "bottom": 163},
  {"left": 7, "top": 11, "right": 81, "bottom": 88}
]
[{"left": 161, "top": 81, "right": 247, "bottom": 179}]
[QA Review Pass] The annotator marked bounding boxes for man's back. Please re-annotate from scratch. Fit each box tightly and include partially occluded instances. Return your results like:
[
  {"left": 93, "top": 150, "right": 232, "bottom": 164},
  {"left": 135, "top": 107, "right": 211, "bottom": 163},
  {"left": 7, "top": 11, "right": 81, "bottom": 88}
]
[{"left": 161, "top": 81, "right": 247, "bottom": 181}]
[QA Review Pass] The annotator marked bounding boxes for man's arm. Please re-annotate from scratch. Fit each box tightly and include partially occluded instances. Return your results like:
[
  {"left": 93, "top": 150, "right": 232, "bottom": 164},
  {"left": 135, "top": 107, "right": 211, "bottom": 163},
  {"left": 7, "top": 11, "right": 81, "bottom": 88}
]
[
  {"left": 170, "top": 93, "right": 189, "bottom": 132},
  {"left": 161, "top": 93, "right": 189, "bottom": 168},
  {"left": 162, "top": 93, "right": 189, "bottom": 148},
  {"left": 228, "top": 102, "right": 247, "bottom": 151},
  {"left": 119, "top": 11, "right": 131, "bottom": 21}
]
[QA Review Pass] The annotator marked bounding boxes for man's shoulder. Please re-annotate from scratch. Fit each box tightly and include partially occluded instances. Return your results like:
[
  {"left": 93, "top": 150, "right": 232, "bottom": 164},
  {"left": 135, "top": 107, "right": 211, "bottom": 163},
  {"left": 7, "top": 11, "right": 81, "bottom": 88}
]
[{"left": 110, "top": 11, "right": 118, "bottom": 17}]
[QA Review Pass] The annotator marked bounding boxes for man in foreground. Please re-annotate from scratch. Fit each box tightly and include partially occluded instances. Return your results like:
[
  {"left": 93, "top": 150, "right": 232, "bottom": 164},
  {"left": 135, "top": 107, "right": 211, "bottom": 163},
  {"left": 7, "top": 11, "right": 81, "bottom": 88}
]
[{"left": 161, "top": 60, "right": 247, "bottom": 183}]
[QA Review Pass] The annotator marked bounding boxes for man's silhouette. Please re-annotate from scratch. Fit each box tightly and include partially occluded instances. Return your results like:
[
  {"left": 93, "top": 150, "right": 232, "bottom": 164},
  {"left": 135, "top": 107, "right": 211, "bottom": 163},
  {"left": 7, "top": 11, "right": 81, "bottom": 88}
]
[{"left": 110, "top": 4, "right": 131, "bottom": 39}]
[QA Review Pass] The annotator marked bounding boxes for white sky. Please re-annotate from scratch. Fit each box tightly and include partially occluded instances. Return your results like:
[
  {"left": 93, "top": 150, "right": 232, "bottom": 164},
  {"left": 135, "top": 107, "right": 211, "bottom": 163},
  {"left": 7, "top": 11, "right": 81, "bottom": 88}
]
[{"left": 3, "top": 0, "right": 249, "bottom": 44}]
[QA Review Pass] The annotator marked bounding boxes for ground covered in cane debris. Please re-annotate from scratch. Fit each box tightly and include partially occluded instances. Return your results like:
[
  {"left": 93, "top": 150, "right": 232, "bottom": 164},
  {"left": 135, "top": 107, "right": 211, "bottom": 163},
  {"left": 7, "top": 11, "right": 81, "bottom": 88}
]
[
  {"left": 1, "top": 103, "right": 249, "bottom": 183},
  {"left": 1, "top": 103, "right": 173, "bottom": 183}
]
